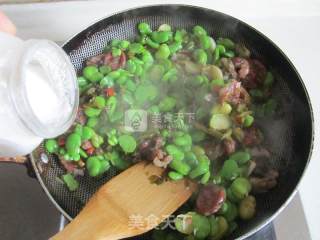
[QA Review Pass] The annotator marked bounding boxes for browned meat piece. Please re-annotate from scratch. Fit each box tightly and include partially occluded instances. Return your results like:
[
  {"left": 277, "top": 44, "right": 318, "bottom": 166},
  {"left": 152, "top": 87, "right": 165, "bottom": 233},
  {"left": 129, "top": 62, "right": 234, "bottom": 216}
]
[
  {"left": 196, "top": 184, "right": 226, "bottom": 216},
  {"left": 250, "top": 169, "right": 279, "bottom": 193},
  {"left": 203, "top": 142, "right": 224, "bottom": 160},
  {"left": 243, "top": 127, "right": 263, "bottom": 146},
  {"left": 232, "top": 57, "right": 250, "bottom": 79},
  {"left": 219, "top": 80, "right": 250, "bottom": 105},
  {"left": 104, "top": 52, "right": 126, "bottom": 70},
  {"left": 81, "top": 140, "right": 93, "bottom": 150},
  {"left": 60, "top": 159, "right": 84, "bottom": 176},
  {"left": 223, "top": 138, "right": 236, "bottom": 155},
  {"left": 75, "top": 107, "right": 87, "bottom": 125},
  {"left": 86, "top": 53, "right": 105, "bottom": 66},
  {"left": 136, "top": 136, "right": 172, "bottom": 168},
  {"left": 242, "top": 59, "right": 267, "bottom": 89}
]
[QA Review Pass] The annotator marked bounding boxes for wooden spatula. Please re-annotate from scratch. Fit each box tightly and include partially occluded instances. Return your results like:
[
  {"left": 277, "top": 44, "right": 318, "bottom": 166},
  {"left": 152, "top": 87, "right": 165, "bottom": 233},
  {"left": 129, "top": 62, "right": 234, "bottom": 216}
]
[{"left": 51, "top": 162, "right": 196, "bottom": 240}]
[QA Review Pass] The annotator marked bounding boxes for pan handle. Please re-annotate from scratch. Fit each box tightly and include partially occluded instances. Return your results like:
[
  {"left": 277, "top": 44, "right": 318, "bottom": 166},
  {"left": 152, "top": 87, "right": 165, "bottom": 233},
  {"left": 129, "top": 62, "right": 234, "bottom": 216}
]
[
  {"left": 0, "top": 155, "right": 36, "bottom": 178},
  {"left": 0, "top": 156, "right": 28, "bottom": 164}
]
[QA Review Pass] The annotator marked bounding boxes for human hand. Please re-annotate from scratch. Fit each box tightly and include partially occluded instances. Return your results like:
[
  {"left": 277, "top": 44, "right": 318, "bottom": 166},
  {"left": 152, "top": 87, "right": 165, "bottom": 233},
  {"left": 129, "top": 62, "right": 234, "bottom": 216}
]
[{"left": 0, "top": 11, "right": 16, "bottom": 35}]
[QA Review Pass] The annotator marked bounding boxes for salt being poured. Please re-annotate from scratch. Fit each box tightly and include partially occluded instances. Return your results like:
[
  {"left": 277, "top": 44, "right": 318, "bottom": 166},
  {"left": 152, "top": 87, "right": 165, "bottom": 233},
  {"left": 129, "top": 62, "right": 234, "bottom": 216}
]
[{"left": 0, "top": 32, "right": 78, "bottom": 157}]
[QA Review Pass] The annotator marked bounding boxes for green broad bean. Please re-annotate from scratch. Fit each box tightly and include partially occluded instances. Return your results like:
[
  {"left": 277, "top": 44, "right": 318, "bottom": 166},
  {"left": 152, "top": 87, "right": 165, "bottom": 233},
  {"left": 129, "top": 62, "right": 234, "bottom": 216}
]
[
  {"left": 99, "top": 160, "right": 111, "bottom": 174},
  {"left": 111, "top": 39, "right": 120, "bottom": 47},
  {"left": 211, "top": 79, "right": 225, "bottom": 87},
  {"left": 239, "top": 195, "right": 256, "bottom": 220},
  {"left": 105, "top": 151, "right": 130, "bottom": 170},
  {"left": 191, "top": 130, "right": 206, "bottom": 142},
  {"left": 189, "top": 155, "right": 210, "bottom": 179},
  {"left": 99, "top": 65, "right": 111, "bottom": 75},
  {"left": 59, "top": 148, "right": 66, "bottom": 155},
  {"left": 138, "top": 22, "right": 152, "bottom": 34},
  {"left": 92, "top": 96, "right": 106, "bottom": 109},
  {"left": 45, "top": 139, "right": 58, "bottom": 153},
  {"left": 82, "top": 126, "right": 94, "bottom": 140},
  {"left": 203, "top": 65, "right": 224, "bottom": 81},
  {"left": 148, "top": 64, "right": 165, "bottom": 81},
  {"left": 142, "top": 51, "right": 154, "bottom": 64},
  {"left": 229, "top": 151, "right": 251, "bottom": 165},
  {"left": 193, "top": 49, "right": 207, "bottom": 64},
  {"left": 108, "top": 135, "right": 118, "bottom": 146},
  {"left": 106, "top": 96, "right": 117, "bottom": 116},
  {"left": 135, "top": 64, "right": 143, "bottom": 76},
  {"left": 84, "top": 107, "right": 101, "bottom": 117},
  {"left": 184, "top": 152, "right": 198, "bottom": 168},
  {"left": 192, "top": 75, "right": 205, "bottom": 86},
  {"left": 220, "top": 159, "right": 239, "bottom": 180},
  {"left": 230, "top": 177, "right": 251, "bottom": 200},
  {"left": 79, "top": 148, "right": 88, "bottom": 158},
  {"left": 158, "top": 24, "right": 171, "bottom": 32},
  {"left": 209, "top": 114, "right": 232, "bottom": 130},
  {"left": 174, "top": 29, "right": 186, "bottom": 42},
  {"left": 223, "top": 50, "right": 235, "bottom": 58},
  {"left": 62, "top": 174, "right": 79, "bottom": 191},
  {"left": 169, "top": 159, "right": 191, "bottom": 175},
  {"left": 86, "top": 117, "right": 99, "bottom": 128},
  {"left": 200, "top": 171, "right": 211, "bottom": 184},
  {"left": 155, "top": 44, "right": 171, "bottom": 59},
  {"left": 243, "top": 115, "right": 254, "bottom": 127},
  {"left": 86, "top": 156, "right": 101, "bottom": 177},
  {"left": 146, "top": 37, "right": 160, "bottom": 49},
  {"left": 129, "top": 43, "right": 144, "bottom": 54},
  {"left": 107, "top": 70, "right": 121, "bottom": 80},
  {"left": 168, "top": 42, "right": 182, "bottom": 54},
  {"left": 193, "top": 25, "right": 207, "bottom": 37},
  {"left": 112, "top": 47, "right": 121, "bottom": 57},
  {"left": 125, "top": 80, "right": 136, "bottom": 92},
  {"left": 91, "top": 133, "right": 104, "bottom": 148},
  {"left": 199, "top": 35, "right": 211, "bottom": 50},
  {"left": 83, "top": 66, "right": 103, "bottom": 82},
  {"left": 99, "top": 76, "right": 114, "bottom": 87},
  {"left": 168, "top": 171, "right": 184, "bottom": 181},
  {"left": 191, "top": 145, "right": 206, "bottom": 158},
  {"left": 216, "top": 38, "right": 235, "bottom": 50},
  {"left": 223, "top": 201, "right": 238, "bottom": 222},
  {"left": 66, "top": 133, "right": 81, "bottom": 157},
  {"left": 116, "top": 75, "right": 129, "bottom": 85},
  {"left": 217, "top": 202, "right": 229, "bottom": 215},
  {"left": 212, "top": 102, "right": 232, "bottom": 115},
  {"left": 77, "top": 76, "right": 88, "bottom": 87},
  {"left": 175, "top": 213, "right": 193, "bottom": 234},
  {"left": 173, "top": 134, "right": 192, "bottom": 147},
  {"left": 151, "top": 31, "right": 170, "bottom": 43},
  {"left": 191, "top": 213, "right": 211, "bottom": 239},
  {"left": 162, "top": 68, "right": 178, "bottom": 82},
  {"left": 264, "top": 71, "right": 274, "bottom": 87},
  {"left": 211, "top": 216, "right": 228, "bottom": 240},
  {"left": 126, "top": 59, "right": 137, "bottom": 74},
  {"left": 74, "top": 124, "right": 83, "bottom": 136},
  {"left": 119, "top": 40, "right": 130, "bottom": 50},
  {"left": 166, "top": 144, "right": 185, "bottom": 162},
  {"left": 159, "top": 96, "right": 176, "bottom": 112},
  {"left": 118, "top": 134, "right": 137, "bottom": 153}
]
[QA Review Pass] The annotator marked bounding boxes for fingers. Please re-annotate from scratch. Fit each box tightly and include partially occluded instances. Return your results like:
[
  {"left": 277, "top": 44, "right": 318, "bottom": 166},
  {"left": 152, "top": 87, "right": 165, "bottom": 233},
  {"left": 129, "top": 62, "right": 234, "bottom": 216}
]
[{"left": 0, "top": 11, "right": 16, "bottom": 35}]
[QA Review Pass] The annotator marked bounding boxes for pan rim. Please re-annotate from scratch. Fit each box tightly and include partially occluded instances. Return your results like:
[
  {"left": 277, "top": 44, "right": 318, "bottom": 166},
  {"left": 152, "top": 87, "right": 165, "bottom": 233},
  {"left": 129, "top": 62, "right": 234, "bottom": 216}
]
[{"left": 30, "top": 4, "right": 315, "bottom": 239}]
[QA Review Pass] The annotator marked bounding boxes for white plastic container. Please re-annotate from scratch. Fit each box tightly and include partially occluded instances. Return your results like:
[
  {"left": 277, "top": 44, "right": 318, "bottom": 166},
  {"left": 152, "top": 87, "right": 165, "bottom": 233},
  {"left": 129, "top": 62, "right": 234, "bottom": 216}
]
[{"left": 0, "top": 32, "right": 78, "bottom": 157}]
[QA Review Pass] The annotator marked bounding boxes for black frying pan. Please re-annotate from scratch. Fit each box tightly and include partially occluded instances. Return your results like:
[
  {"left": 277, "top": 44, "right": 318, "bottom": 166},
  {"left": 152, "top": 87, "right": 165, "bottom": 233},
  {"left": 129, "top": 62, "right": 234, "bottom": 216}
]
[{"left": 27, "top": 5, "right": 313, "bottom": 240}]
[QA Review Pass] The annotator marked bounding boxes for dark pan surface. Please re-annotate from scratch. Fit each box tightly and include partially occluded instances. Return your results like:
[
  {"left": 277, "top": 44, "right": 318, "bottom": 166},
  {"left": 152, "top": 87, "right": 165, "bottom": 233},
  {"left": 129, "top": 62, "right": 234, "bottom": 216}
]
[{"left": 30, "top": 5, "right": 313, "bottom": 240}]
